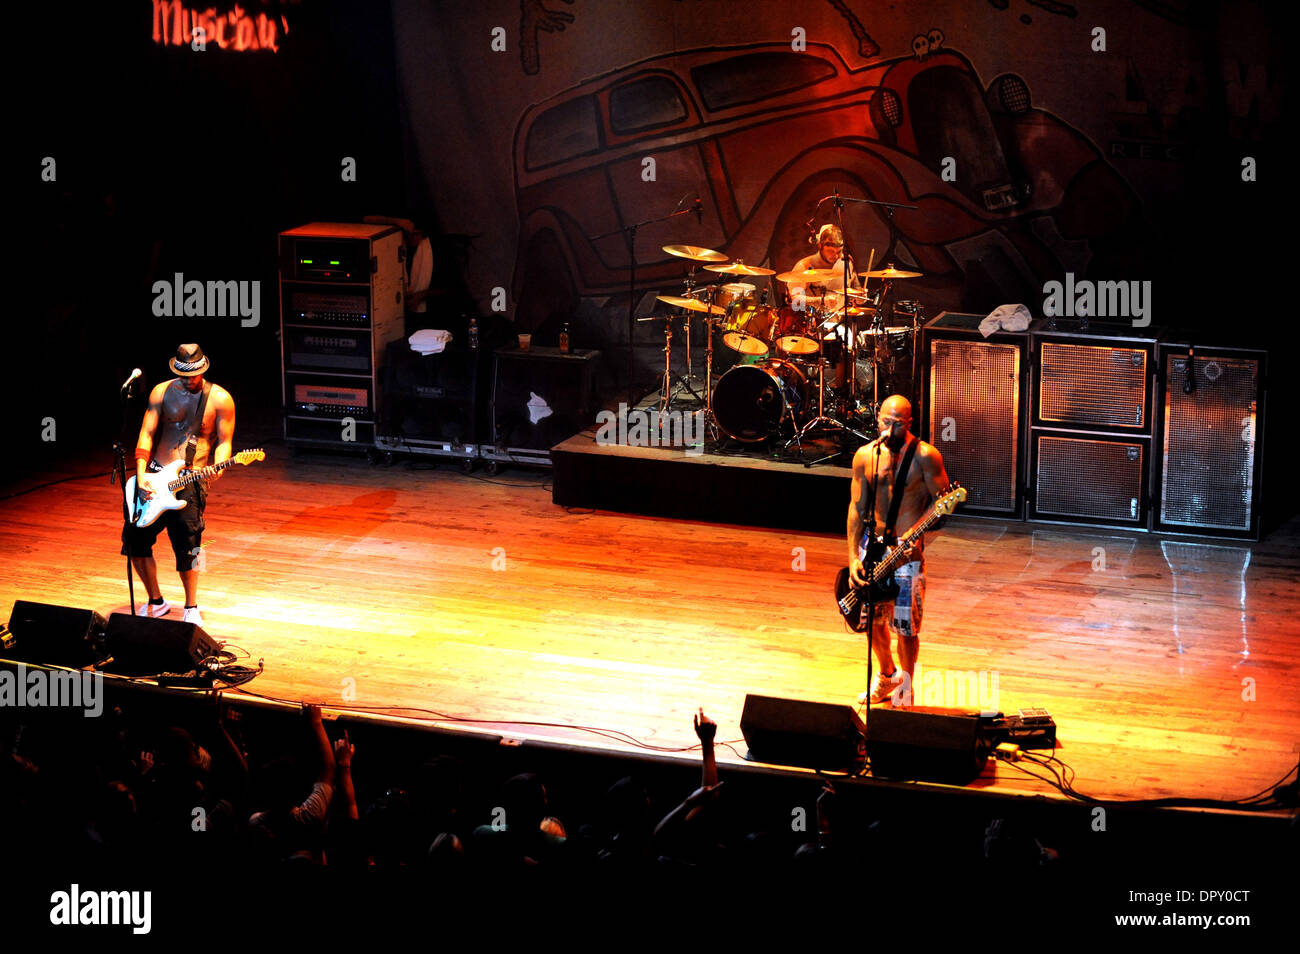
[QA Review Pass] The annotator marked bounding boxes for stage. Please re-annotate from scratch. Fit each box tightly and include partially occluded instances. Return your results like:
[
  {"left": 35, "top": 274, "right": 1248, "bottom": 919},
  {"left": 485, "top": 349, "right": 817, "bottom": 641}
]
[{"left": 2, "top": 442, "right": 1297, "bottom": 814}]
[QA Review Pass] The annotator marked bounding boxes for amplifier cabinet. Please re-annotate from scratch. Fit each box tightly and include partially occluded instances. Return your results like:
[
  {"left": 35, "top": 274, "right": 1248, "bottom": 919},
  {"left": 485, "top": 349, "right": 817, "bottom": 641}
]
[
  {"left": 922, "top": 312, "right": 1035, "bottom": 517},
  {"left": 279, "top": 223, "right": 405, "bottom": 450},
  {"left": 1027, "top": 321, "right": 1160, "bottom": 529},
  {"left": 1152, "top": 343, "right": 1265, "bottom": 539},
  {"left": 487, "top": 346, "right": 601, "bottom": 468},
  {"left": 376, "top": 341, "right": 490, "bottom": 462}
]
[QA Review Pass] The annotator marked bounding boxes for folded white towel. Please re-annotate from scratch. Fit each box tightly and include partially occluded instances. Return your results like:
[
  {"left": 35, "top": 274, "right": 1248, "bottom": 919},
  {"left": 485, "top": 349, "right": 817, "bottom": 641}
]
[
  {"left": 409, "top": 328, "right": 452, "bottom": 354},
  {"left": 979, "top": 303, "right": 1032, "bottom": 337}
]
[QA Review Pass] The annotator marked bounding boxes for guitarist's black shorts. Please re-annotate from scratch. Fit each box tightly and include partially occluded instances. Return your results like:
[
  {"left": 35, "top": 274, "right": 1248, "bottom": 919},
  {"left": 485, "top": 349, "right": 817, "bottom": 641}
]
[{"left": 121, "top": 464, "right": 208, "bottom": 572}]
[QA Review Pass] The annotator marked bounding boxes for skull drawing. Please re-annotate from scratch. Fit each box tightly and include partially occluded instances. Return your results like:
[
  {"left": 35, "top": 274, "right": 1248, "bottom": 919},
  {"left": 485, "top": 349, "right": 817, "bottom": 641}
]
[{"left": 911, "top": 34, "right": 929, "bottom": 60}]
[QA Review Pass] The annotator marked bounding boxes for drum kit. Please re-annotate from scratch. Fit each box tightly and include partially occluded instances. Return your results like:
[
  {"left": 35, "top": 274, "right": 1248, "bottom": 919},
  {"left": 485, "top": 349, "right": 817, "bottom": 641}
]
[{"left": 645, "top": 242, "right": 926, "bottom": 453}]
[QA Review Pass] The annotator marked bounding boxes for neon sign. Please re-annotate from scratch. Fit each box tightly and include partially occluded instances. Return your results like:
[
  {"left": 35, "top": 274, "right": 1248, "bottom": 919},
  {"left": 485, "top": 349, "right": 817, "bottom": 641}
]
[{"left": 152, "top": 1, "right": 289, "bottom": 52}]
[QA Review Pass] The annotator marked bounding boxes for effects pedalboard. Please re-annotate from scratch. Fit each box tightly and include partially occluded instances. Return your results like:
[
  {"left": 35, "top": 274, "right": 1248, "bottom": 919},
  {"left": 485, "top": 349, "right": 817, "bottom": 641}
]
[{"left": 983, "top": 707, "right": 1057, "bottom": 749}]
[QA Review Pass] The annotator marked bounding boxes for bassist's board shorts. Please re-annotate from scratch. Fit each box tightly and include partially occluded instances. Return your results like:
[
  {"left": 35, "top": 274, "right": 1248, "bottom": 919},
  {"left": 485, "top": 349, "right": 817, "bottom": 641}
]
[
  {"left": 121, "top": 463, "right": 207, "bottom": 572},
  {"left": 871, "top": 556, "right": 925, "bottom": 639}
]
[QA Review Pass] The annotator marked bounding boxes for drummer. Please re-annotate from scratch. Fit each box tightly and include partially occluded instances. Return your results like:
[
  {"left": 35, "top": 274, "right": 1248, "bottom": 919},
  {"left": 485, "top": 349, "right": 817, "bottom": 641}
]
[{"left": 786, "top": 224, "right": 864, "bottom": 309}]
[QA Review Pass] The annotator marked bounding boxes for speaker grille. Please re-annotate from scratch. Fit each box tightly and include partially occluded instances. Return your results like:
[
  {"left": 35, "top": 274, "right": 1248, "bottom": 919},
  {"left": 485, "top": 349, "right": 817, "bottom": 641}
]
[
  {"left": 929, "top": 338, "right": 1020, "bottom": 511},
  {"left": 1161, "top": 355, "right": 1259, "bottom": 531},
  {"left": 1039, "top": 342, "right": 1147, "bottom": 428},
  {"left": 1036, "top": 435, "right": 1144, "bottom": 521}
]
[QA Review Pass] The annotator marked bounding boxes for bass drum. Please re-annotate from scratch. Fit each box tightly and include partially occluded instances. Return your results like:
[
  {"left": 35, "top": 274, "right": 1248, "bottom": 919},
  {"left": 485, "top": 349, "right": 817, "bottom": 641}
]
[{"left": 712, "top": 359, "right": 809, "bottom": 443}]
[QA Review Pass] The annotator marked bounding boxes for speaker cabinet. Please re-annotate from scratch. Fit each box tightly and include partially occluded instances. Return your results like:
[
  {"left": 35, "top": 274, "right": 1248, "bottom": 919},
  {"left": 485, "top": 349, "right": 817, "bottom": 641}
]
[
  {"left": 487, "top": 346, "right": 601, "bottom": 466},
  {"left": 1028, "top": 322, "right": 1159, "bottom": 528},
  {"left": 103, "top": 614, "right": 221, "bottom": 677},
  {"left": 740, "top": 694, "right": 864, "bottom": 770},
  {"left": 1153, "top": 344, "right": 1266, "bottom": 538},
  {"left": 866, "top": 708, "right": 994, "bottom": 785},
  {"left": 923, "top": 312, "right": 1033, "bottom": 516},
  {"left": 4, "top": 601, "right": 106, "bottom": 667},
  {"left": 378, "top": 341, "right": 489, "bottom": 457}
]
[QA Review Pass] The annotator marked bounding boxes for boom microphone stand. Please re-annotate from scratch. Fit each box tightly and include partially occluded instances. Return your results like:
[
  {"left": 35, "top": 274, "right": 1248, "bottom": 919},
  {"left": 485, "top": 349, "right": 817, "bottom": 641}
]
[
  {"left": 113, "top": 372, "right": 143, "bottom": 615},
  {"left": 589, "top": 194, "right": 703, "bottom": 410}
]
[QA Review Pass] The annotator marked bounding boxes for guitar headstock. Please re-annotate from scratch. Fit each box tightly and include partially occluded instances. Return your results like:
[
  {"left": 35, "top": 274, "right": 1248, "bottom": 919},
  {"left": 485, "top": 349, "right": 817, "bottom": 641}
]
[
  {"left": 935, "top": 484, "right": 967, "bottom": 516},
  {"left": 234, "top": 449, "right": 266, "bottom": 465}
]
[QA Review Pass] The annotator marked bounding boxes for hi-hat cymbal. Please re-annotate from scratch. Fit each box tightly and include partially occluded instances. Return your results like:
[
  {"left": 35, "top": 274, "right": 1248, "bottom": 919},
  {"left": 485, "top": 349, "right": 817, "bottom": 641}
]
[
  {"left": 704, "top": 262, "right": 776, "bottom": 276},
  {"left": 663, "top": 244, "right": 728, "bottom": 262},
  {"left": 775, "top": 268, "right": 840, "bottom": 283},
  {"left": 863, "top": 266, "right": 922, "bottom": 279},
  {"left": 655, "top": 294, "right": 725, "bottom": 315}
]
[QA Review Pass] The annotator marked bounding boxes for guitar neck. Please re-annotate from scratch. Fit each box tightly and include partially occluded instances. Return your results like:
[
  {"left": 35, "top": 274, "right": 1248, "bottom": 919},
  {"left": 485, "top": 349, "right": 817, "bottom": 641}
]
[
  {"left": 869, "top": 509, "right": 941, "bottom": 581},
  {"left": 167, "top": 459, "right": 232, "bottom": 491}
]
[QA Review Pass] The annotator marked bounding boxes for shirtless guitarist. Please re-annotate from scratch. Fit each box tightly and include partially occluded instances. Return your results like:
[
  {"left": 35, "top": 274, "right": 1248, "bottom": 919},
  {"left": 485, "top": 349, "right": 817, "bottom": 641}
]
[{"left": 848, "top": 395, "right": 951, "bottom": 705}]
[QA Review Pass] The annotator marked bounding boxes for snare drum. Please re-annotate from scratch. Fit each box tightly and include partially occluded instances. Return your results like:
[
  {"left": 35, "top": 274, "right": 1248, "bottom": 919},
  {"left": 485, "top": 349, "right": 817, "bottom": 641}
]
[
  {"left": 771, "top": 306, "right": 821, "bottom": 356},
  {"left": 892, "top": 300, "right": 925, "bottom": 326}
]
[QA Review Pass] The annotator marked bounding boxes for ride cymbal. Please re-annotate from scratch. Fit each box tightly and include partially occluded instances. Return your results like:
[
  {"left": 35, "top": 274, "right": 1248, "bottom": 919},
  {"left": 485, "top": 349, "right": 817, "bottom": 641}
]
[
  {"left": 863, "top": 266, "right": 922, "bottom": 279},
  {"left": 663, "top": 244, "right": 728, "bottom": 262},
  {"left": 655, "top": 295, "right": 726, "bottom": 315},
  {"left": 775, "top": 268, "right": 840, "bottom": 283},
  {"left": 704, "top": 262, "right": 777, "bottom": 276}
]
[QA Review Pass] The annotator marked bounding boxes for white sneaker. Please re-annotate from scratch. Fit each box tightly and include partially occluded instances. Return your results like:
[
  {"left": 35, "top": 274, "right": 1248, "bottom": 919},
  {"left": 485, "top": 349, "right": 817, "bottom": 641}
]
[
  {"left": 136, "top": 598, "right": 170, "bottom": 618},
  {"left": 858, "top": 669, "right": 905, "bottom": 706},
  {"left": 183, "top": 606, "right": 204, "bottom": 626}
]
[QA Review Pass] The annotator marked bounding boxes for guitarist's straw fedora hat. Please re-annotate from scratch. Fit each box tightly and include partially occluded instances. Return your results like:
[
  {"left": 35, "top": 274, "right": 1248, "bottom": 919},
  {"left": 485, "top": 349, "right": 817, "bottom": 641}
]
[{"left": 169, "top": 343, "right": 210, "bottom": 377}]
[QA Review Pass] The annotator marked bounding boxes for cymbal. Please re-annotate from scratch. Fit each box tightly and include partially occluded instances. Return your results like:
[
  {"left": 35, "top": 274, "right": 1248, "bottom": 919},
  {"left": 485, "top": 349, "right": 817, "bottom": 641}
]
[
  {"left": 704, "top": 262, "right": 776, "bottom": 276},
  {"left": 663, "top": 244, "right": 728, "bottom": 262},
  {"left": 655, "top": 294, "right": 725, "bottom": 315},
  {"left": 863, "top": 266, "right": 922, "bottom": 279},
  {"left": 776, "top": 268, "right": 840, "bottom": 283}
]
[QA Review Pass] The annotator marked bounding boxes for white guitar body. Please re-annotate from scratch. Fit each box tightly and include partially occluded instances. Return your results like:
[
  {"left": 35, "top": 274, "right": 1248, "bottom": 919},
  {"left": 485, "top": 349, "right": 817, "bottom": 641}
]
[
  {"left": 126, "top": 449, "right": 265, "bottom": 528},
  {"left": 126, "top": 461, "right": 192, "bottom": 529}
]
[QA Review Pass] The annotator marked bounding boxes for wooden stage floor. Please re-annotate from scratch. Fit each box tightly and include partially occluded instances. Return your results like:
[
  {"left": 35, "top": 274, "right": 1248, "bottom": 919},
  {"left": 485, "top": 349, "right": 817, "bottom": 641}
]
[{"left": 3, "top": 449, "right": 1298, "bottom": 809}]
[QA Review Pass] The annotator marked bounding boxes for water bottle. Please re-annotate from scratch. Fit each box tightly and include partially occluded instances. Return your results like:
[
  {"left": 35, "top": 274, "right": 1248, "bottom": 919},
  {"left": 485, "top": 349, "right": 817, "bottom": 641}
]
[
  {"left": 468, "top": 316, "right": 479, "bottom": 350},
  {"left": 559, "top": 322, "right": 571, "bottom": 354}
]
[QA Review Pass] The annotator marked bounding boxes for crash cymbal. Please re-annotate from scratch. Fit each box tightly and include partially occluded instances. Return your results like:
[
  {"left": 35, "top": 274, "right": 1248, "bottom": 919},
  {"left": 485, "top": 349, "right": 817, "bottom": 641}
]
[
  {"left": 863, "top": 266, "right": 923, "bottom": 279},
  {"left": 704, "top": 262, "right": 777, "bottom": 276},
  {"left": 775, "top": 268, "right": 840, "bottom": 283},
  {"left": 655, "top": 294, "right": 726, "bottom": 315},
  {"left": 663, "top": 244, "right": 728, "bottom": 262}
]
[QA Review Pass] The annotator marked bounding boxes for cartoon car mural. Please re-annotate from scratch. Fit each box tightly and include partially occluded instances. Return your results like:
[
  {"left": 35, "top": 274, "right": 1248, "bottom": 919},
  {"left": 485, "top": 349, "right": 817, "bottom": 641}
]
[{"left": 512, "top": 41, "right": 1141, "bottom": 330}]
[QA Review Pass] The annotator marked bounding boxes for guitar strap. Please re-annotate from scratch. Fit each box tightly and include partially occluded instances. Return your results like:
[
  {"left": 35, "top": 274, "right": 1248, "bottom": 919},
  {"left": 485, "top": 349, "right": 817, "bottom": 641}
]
[
  {"left": 883, "top": 436, "right": 919, "bottom": 541},
  {"left": 183, "top": 381, "right": 213, "bottom": 471}
]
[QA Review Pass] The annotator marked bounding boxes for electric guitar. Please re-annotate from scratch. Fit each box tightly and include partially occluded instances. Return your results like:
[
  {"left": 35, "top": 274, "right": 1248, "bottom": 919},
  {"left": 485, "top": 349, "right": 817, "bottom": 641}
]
[
  {"left": 834, "top": 485, "right": 966, "bottom": 631},
  {"left": 126, "top": 449, "right": 265, "bottom": 528}
]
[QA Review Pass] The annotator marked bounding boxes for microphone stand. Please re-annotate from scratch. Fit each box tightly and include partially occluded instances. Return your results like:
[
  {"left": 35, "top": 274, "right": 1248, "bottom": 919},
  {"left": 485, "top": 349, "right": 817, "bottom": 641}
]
[
  {"left": 114, "top": 377, "right": 142, "bottom": 615},
  {"left": 589, "top": 196, "right": 701, "bottom": 410}
]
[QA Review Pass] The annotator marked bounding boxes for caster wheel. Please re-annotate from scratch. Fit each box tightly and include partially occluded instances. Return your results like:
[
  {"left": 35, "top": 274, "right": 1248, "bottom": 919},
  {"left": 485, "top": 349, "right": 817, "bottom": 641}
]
[
  {"left": 366, "top": 449, "right": 381, "bottom": 465},
  {"left": 383, "top": 452, "right": 396, "bottom": 466},
  {"left": 462, "top": 458, "right": 475, "bottom": 474},
  {"left": 485, "top": 460, "right": 500, "bottom": 476}
]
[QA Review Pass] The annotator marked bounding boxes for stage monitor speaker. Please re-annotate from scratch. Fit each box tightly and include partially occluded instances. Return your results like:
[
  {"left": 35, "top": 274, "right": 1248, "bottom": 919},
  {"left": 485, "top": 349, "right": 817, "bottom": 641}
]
[
  {"left": 4, "top": 600, "right": 106, "bottom": 667},
  {"left": 491, "top": 347, "right": 600, "bottom": 459},
  {"left": 1154, "top": 345, "right": 1265, "bottom": 538},
  {"left": 924, "top": 313, "right": 1031, "bottom": 515},
  {"left": 103, "top": 614, "right": 221, "bottom": 677},
  {"left": 1031, "top": 433, "right": 1148, "bottom": 525},
  {"left": 1036, "top": 338, "right": 1151, "bottom": 432},
  {"left": 866, "top": 708, "right": 994, "bottom": 785},
  {"left": 740, "top": 694, "right": 864, "bottom": 770}
]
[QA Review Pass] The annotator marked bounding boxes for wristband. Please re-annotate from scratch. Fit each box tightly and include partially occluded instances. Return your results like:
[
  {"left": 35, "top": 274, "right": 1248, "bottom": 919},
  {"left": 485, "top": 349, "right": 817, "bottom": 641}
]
[{"left": 134, "top": 448, "right": 151, "bottom": 463}]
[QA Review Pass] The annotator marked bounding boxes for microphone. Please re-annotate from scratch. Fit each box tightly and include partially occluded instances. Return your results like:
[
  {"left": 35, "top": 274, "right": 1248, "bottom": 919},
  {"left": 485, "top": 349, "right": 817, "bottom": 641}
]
[
  {"left": 1183, "top": 348, "right": 1195, "bottom": 395},
  {"left": 120, "top": 368, "right": 143, "bottom": 392},
  {"left": 693, "top": 198, "right": 703, "bottom": 224}
]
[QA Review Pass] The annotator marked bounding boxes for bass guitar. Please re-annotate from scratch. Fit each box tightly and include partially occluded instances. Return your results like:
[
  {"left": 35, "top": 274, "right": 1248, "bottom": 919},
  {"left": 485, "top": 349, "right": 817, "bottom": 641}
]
[
  {"left": 126, "top": 449, "right": 265, "bottom": 528},
  {"left": 834, "top": 485, "right": 966, "bottom": 631}
]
